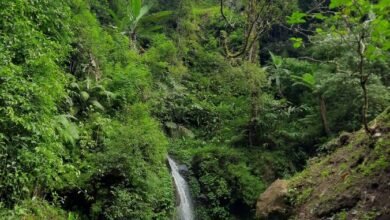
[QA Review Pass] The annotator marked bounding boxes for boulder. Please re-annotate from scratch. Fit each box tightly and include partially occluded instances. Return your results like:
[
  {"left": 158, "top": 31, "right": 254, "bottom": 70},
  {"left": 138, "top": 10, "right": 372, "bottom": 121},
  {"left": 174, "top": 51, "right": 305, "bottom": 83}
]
[
  {"left": 256, "top": 179, "right": 289, "bottom": 219},
  {"left": 178, "top": 164, "right": 189, "bottom": 173}
]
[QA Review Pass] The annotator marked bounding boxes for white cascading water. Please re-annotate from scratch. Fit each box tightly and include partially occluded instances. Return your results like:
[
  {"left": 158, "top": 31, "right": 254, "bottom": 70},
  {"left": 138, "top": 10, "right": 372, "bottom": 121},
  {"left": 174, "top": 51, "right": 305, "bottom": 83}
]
[{"left": 168, "top": 156, "right": 194, "bottom": 220}]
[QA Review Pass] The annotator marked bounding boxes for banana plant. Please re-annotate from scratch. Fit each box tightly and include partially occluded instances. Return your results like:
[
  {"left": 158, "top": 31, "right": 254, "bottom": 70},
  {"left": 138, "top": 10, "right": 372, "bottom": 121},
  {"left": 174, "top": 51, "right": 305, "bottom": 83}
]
[{"left": 126, "top": 0, "right": 151, "bottom": 47}]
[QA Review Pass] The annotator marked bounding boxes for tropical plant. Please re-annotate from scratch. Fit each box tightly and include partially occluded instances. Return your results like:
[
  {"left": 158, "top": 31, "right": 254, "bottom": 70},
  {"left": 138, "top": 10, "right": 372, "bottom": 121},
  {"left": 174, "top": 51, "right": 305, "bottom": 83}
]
[
  {"left": 291, "top": 73, "right": 331, "bottom": 136},
  {"left": 114, "top": 0, "right": 151, "bottom": 48}
]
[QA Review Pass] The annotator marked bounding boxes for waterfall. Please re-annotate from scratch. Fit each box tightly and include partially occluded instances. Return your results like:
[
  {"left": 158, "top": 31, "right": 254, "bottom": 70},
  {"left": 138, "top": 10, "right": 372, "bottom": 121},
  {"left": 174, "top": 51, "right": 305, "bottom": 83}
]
[{"left": 168, "top": 156, "right": 194, "bottom": 220}]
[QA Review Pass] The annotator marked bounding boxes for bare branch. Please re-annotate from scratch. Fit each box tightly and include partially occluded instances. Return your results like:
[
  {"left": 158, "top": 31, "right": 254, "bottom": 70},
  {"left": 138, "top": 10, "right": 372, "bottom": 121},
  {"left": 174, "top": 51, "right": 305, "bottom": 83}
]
[
  {"left": 220, "top": 0, "right": 234, "bottom": 28},
  {"left": 298, "top": 56, "right": 351, "bottom": 74}
]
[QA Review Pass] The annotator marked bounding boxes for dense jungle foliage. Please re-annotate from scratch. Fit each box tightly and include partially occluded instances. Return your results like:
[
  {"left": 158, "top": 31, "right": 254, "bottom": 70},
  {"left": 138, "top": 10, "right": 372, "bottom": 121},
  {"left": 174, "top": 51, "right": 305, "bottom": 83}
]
[{"left": 0, "top": 0, "right": 388, "bottom": 219}]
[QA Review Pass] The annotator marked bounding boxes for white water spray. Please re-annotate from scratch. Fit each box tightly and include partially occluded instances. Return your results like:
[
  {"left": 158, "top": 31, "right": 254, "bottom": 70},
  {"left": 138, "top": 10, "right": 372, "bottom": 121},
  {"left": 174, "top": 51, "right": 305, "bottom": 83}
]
[{"left": 168, "top": 156, "right": 194, "bottom": 220}]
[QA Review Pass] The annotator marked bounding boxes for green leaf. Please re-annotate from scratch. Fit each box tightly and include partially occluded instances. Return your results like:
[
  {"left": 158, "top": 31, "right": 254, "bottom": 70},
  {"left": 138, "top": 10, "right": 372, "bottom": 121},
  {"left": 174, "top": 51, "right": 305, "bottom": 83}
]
[
  {"left": 315, "top": 28, "right": 324, "bottom": 34},
  {"left": 131, "top": 0, "right": 142, "bottom": 18},
  {"left": 128, "top": 0, "right": 150, "bottom": 32},
  {"left": 329, "top": 0, "right": 352, "bottom": 9},
  {"left": 269, "top": 52, "right": 283, "bottom": 68},
  {"left": 313, "top": 13, "right": 327, "bottom": 20},
  {"left": 91, "top": 100, "right": 105, "bottom": 111},
  {"left": 287, "top": 12, "right": 307, "bottom": 24},
  {"left": 141, "top": 10, "right": 173, "bottom": 23},
  {"left": 80, "top": 91, "right": 90, "bottom": 101},
  {"left": 55, "top": 115, "right": 79, "bottom": 146},
  {"left": 301, "top": 73, "right": 315, "bottom": 86},
  {"left": 135, "top": 5, "right": 151, "bottom": 24},
  {"left": 290, "top": 37, "right": 303, "bottom": 48},
  {"left": 291, "top": 73, "right": 316, "bottom": 90},
  {"left": 376, "top": 0, "right": 390, "bottom": 11}
]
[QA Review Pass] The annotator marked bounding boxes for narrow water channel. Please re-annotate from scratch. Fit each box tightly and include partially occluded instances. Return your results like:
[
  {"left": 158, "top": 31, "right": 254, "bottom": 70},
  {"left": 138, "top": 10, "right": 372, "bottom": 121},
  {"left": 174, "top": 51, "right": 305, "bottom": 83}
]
[{"left": 168, "top": 156, "right": 194, "bottom": 220}]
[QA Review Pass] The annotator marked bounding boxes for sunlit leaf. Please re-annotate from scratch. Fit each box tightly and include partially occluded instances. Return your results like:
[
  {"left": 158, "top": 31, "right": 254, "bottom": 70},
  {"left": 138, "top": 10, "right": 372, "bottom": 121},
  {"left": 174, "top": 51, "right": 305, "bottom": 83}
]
[
  {"left": 329, "top": 0, "right": 352, "bottom": 9},
  {"left": 290, "top": 37, "right": 303, "bottom": 48},
  {"left": 287, "top": 12, "right": 307, "bottom": 24},
  {"left": 269, "top": 52, "right": 283, "bottom": 68}
]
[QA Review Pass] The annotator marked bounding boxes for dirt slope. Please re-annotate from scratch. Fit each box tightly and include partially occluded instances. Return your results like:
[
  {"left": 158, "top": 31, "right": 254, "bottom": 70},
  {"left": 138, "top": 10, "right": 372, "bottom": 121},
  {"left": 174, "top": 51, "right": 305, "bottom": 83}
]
[{"left": 257, "top": 108, "right": 390, "bottom": 220}]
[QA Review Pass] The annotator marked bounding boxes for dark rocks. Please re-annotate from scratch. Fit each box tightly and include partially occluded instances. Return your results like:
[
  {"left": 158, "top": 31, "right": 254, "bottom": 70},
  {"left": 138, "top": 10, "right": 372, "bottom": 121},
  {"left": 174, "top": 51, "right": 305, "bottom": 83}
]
[{"left": 338, "top": 132, "right": 351, "bottom": 146}]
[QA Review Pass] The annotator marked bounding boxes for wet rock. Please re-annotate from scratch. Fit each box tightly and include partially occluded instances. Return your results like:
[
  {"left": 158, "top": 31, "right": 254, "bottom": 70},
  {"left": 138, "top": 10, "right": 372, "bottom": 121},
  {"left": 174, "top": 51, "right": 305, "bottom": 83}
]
[
  {"left": 256, "top": 179, "right": 290, "bottom": 219},
  {"left": 178, "top": 164, "right": 189, "bottom": 173}
]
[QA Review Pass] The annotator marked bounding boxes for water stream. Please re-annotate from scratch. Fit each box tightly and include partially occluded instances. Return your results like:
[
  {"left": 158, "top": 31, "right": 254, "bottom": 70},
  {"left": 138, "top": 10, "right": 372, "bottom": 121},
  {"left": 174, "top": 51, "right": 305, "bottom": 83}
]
[{"left": 168, "top": 156, "right": 194, "bottom": 220}]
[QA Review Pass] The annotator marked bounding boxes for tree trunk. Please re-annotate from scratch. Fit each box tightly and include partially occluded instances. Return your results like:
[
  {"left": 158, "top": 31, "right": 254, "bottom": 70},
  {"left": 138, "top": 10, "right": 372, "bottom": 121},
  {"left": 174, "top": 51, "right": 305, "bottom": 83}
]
[
  {"left": 357, "top": 37, "right": 371, "bottom": 135},
  {"left": 249, "top": 90, "right": 260, "bottom": 147},
  {"left": 246, "top": 0, "right": 260, "bottom": 146},
  {"left": 221, "top": 0, "right": 262, "bottom": 146},
  {"left": 361, "top": 80, "right": 370, "bottom": 134},
  {"left": 319, "top": 95, "right": 331, "bottom": 136},
  {"left": 129, "top": 31, "right": 137, "bottom": 50}
]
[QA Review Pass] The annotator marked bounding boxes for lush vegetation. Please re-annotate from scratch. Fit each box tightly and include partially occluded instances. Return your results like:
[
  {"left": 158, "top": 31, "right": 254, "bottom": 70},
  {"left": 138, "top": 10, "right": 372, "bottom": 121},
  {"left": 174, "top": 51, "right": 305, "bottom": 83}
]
[{"left": 0, "top": 0, "right": 388, "bottom": 219}]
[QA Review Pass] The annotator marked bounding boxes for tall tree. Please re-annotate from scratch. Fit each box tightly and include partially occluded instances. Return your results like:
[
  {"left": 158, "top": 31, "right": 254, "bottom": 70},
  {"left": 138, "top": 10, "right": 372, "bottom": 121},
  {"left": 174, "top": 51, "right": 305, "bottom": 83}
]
[
  {"left": 220, "top": 0, "right": 296, "bottom": 146},
  {"left": 220, "top": 0, "right": 296, "bottom": 61},
  {"left": 288, "top": 0, "right": 390, "bottom": 134}
]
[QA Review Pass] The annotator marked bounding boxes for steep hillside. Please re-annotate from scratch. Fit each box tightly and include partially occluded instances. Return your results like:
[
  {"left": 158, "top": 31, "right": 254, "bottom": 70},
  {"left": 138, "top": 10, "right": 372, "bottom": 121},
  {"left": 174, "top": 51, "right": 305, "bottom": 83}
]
[{"left": 257, "top": 108, "right": 390, "bottom": 220}]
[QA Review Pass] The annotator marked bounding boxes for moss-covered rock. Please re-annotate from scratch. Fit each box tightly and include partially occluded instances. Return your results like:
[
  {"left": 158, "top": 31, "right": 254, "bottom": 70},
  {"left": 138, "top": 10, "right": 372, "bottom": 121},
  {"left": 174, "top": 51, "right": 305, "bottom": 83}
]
[{"left": 256, "top": 179, "right": 289, "bottom": 219}]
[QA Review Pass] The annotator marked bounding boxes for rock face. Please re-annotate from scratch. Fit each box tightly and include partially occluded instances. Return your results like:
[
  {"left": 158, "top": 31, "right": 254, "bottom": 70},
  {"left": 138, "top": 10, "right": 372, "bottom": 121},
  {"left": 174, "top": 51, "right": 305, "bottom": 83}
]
[{"left": 256, "top": 179, "right": 289, "bottom": 219}]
